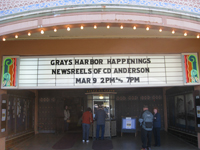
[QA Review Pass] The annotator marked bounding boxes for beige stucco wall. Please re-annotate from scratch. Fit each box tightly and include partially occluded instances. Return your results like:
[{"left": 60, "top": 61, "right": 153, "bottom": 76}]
[
  {"left": 0, "top": 38, "right": 200, "bottom": 55},
  {"left": 0, "top": 137, "right": 5, "bottom": 150}
]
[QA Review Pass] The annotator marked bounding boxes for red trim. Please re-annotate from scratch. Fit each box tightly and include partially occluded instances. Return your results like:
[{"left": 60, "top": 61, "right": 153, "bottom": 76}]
[{"left": 184, "top": 55, "right": 188, "bottom": 83}]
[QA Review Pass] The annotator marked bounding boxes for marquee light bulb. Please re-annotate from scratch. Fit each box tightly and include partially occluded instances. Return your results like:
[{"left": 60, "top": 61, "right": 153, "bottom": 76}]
[
  {"left": 80, "top": 26, "right": 84, "bottom": 30},
  {"left": 133, "top": 26, "right": 136, "bottom": 30},
  {"left": 2, "top": 38, "right": 6, "bottom": 41},
  {"left": 28, "top": 32, "right": 31, "bottom": 36},
  {"left": 94, "top": 25, "right": 97, "bottom": 29},
  {"left": 15, "top": 35, "right": 18, "bottom": 38},
  {"left": 197, "top": 34, "right": 200, "bottom": 39},
  {"left": 120, "top": 25, "right": 123, "bottom": 29},
  {"left": 67, "top": 27, "right": 70, "bottom": 31},
  {"left": 159, "top": 29, "right": 162, "bottom": 32},
  {"left": 184, "top": 32, "right": 187, "bottom": 36},
  {"left": 146, "top": 27, "right": 149, "bottom": 31},
  {"left": 54, "top": 28, "right": 57, "bottom": 32},
  {"left": 107, "top": 25, "right": 110, "bottom": 29},
  {"left": 41, "top": 30, "right": 44, "bottom": 34},
  {"left": 172, "top": 30, "right": 175, "bottom": 34}
]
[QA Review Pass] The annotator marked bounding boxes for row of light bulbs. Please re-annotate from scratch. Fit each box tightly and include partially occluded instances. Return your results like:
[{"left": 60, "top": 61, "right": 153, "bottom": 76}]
[{"left": 2, "top": 25, "right": 200, "bottom": 41}]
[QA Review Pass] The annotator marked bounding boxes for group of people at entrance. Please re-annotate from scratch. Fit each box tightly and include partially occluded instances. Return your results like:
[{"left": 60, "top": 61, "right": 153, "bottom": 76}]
[
  {"left": 81, "top": 105, "right": 106, "bottom": 143},
  {"left": 81, "top": 104, "right": 160, "bottom": 149},
  {"left": 64, "top": 104, "right": 106, "bottom": 143},
  {"left": 139, "top": 105, "right": 161, "bottom": 150},
  {"left": 65, "top": 104, "right": 160, "bottom": 149}
]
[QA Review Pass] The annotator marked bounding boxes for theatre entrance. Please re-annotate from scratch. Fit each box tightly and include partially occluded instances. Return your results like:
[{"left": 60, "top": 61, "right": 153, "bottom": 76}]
[
  {"left": 2, "top": 86, "right": 199, "bottom": 150},
  {"left": 37, "top": 88, "right": 165, "bottom": 134}
]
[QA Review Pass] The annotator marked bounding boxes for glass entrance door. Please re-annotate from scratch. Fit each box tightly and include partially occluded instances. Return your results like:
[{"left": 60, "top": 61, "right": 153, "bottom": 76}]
[
  {"left": 86, "top": 92, "right": 116, "bottom": 137},
  {"left": 87, "top": 93, "right": 115, "bottom": 120},
  {"left": 93, "top": 94, "right": 110, "bottom": 120}
]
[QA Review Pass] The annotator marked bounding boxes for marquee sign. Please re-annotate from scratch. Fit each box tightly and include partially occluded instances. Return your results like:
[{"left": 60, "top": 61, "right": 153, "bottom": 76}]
[{"left": 1, "top": 53, "right": 199, "bottom": 89}]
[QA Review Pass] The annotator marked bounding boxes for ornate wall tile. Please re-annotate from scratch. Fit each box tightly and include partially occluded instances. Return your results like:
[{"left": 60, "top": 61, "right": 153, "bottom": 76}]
[{"left": 0, "top": 0, "right": 199, "bottom": 17}]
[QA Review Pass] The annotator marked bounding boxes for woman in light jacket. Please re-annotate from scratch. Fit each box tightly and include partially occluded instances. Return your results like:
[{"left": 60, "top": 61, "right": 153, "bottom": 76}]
[{"left": 64, "top": 105, "right": 70, "bottom": 132}]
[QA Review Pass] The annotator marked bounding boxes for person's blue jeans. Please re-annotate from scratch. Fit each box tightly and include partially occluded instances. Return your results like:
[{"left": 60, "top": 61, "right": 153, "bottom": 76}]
[
  {"left": 153, "top": 127, "right": 161, "bottom": 146},
  {"left": 64, "top": 120, "right": 69, "bottom": 131},
  {"left": 82, "top": 123, "right": 90, "bottom": 140},
  {"left": 96, "top": 124, "right": 105, "bottom": 140}
]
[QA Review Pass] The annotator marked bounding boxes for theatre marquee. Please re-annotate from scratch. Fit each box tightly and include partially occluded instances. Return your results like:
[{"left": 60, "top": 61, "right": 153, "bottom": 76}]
[{"left": 1, "top": 53, "right": 199, "bottom": 89}]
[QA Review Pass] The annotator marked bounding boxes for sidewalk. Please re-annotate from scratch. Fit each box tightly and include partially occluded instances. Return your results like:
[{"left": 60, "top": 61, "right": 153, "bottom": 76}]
[{"left": 11, "top": 131, "right": 198, "bottom": 150}]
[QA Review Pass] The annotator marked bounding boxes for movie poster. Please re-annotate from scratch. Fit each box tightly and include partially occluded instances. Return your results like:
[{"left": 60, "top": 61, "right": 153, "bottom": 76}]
[{"left": 1, "top": 109, "right": 6, "bottom": 121}]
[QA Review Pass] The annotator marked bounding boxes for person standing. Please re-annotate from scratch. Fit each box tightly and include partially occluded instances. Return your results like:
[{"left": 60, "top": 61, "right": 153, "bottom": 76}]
[
  {"left": 82, "top": 107, "right": 93, "bottom": 143},
  {"left": 95, "top": 105, "right": 106, "bottom": 140},
  {"left": 64, "top": 105, "right": 70, "bottom": 132},
  {"left": 153, "top": 107, "right": 161, "bottom": 147},
  {"left": 139, "top": 105, "right": 154, "bottom": 150}
]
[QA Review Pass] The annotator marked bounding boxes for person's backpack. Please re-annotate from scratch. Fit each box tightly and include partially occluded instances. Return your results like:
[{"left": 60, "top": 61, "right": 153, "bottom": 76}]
[{"left": 142, "top": 110, "right": 153, "bottom": 128}]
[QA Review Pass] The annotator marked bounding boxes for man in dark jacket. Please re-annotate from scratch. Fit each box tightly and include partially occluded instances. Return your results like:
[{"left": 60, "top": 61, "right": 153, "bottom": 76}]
[
  {"left": 139, "top": 105, "right": 153, "bottom": 150},
  {"left": 95, "top": 105, "right": 106, "bottom": 140}
]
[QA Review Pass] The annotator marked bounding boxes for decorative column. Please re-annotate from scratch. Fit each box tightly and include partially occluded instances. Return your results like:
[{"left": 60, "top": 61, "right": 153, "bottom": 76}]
[
  {"left": 0, "top": 89, "right": 7, "bottom": 150},
  {"left": 34, "top": 90, "right": 39, "bottom": 134},
  {"left": 163, "top": 87, "right": 168, "bottom": 131},
  {"left": 194, "top": 85, "right": 200, "bottom": 149}
]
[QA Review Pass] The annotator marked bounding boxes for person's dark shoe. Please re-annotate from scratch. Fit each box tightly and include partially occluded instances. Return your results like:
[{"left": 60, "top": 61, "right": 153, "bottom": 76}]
[{"left": 147, "top": 147, "right": 151, "bottom": 150}]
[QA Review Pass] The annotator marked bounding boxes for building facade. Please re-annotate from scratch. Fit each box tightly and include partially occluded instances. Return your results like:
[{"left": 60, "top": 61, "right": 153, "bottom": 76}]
[{"left": 0, "top": 0, "right": 200, "bottom": 150}]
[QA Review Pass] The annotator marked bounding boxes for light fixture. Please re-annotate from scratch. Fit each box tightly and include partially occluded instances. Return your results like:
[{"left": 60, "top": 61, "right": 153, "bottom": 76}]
[
  {"left": 99, "top": 95, "right": 104, "bottom": 99},
  {"left": 54, "top": 28, "right": 57, "bottom": 32},
  {"left": 184, "top": 32, "right": 187, "bottom": 36},
  {"left": 94, "top": 25, "right": 97, "bottom": 29},
  {"left": 146, "top": 27, "right": 149, "bottom": 31},
  {"left": 80, "top": 26, "right": 84, "bottom": 30},
  {"left": 120, "top": 25, "right": 123, "bottom": 29},
  {"left": 172, "top": 30, "right": 175, "bottom": 34},
  {"left": 67, "top": 27, "right": 70, "bottom": 31},
  {"left": 41, "top": 30, "right": 44, "bottom": 34},
  {"left": 159, "top": 29, "right": 162, "bottom": 32},
  {"left": 133, "top": 26, "right": 136, "bottom": 30},
  {"left": 15, "top": 35, "right": 18, "bottom": 38},
  {"left": 107, "top": 25, "right": 110, "bottom": 29},
  {"left": 28, "top": 32, "right": 31, "bottom": 36},
  {"left": 197, "top": 34, "right": 200, "bottom": 39},
  {"left": 2, "top": 38, "right": 6, "bottom": 41}
]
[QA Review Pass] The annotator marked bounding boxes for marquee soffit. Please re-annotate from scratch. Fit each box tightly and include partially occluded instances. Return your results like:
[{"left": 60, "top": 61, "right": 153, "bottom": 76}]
[{"left": 0, "top": 4, "right": 200, "bottom": 40}]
